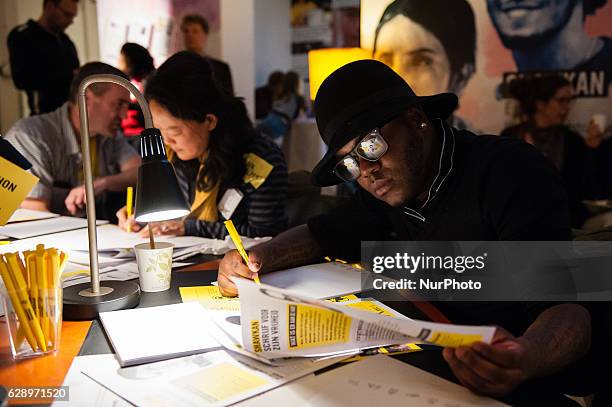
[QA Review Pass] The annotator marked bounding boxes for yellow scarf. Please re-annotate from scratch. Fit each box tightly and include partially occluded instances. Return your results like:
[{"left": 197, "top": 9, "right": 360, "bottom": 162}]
[
  {"left": 167, "top": 149, "right": 273, "bottom": 222},
  {"left": 167, "top": 149, "right": 220, "bottom": 222}
]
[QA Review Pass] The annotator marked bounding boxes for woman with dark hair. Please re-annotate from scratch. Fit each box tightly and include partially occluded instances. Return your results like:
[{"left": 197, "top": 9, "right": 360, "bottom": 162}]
[
  {"left": 501, "top": 74, "right": 604, "bottom": 228},
  {"left": 256, "top": 70, "right": 305, "bottom": 145},
  {"left": 372, "top": 0, "right": 476, "bottom": 129},
  {"left": 119, "top": 42, "right": 155, "bottom": 81},
  {"left": 118, "top": 43, "right": 156, "bottom": 138},
  {"left": 117, "top": 51, "right": 288, "bottom": 238}
]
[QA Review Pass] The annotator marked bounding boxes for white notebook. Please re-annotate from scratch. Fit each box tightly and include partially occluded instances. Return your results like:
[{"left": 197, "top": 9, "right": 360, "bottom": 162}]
[{"left": 99, "top": 302, "right": 220, "bottom": 367}]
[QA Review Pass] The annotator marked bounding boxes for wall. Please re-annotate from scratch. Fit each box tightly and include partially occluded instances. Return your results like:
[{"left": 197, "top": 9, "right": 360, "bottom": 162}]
[
  {"left": 220, "top": 0, "right": 255, "bottom": 118},
  {"left": 96, "top": 0, "right": 221, "bottom": 67},
  {"left": 254, "top": 0, "right": 291, "bottom": 88}
]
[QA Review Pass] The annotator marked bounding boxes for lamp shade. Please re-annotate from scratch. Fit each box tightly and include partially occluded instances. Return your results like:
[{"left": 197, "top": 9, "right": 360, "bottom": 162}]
[
  {"left": 308, "top": 48, "right": 371, "bottom": 100},
  {"left": 134, "top": 128, "right": 190, "bottom": 223}
]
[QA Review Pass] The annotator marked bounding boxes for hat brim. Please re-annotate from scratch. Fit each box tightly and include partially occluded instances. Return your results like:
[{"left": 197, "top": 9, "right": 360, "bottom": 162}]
[{"left": 311, "top": 92, "right": 458, "bottom": 187}]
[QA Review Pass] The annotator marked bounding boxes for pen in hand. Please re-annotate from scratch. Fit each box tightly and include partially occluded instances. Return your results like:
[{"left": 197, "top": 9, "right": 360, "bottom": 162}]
[{"left": 223, "top": 220, "right": 260, "bottom": 284}]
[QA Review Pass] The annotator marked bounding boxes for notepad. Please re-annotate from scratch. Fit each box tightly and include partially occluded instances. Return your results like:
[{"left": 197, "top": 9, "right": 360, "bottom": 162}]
[{"left": 99, "top": 302, "right": 220, "bottom": 367}]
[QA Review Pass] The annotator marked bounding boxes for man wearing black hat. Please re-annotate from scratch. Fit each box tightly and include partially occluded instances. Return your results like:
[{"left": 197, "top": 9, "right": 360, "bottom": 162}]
[{"left": 217, "top": 60, "right": 593, "bottom": 403}]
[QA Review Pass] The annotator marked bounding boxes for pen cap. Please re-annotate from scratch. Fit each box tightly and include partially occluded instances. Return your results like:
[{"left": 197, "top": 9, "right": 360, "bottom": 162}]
[{"left": 134, "top": 128, "right": 190, "bottom": 223}]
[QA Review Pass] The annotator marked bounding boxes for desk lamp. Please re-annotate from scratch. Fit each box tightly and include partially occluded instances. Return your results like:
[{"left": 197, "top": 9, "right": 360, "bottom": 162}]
[{"left": 63, "top": 74, "right": 190, "bottom": 320}]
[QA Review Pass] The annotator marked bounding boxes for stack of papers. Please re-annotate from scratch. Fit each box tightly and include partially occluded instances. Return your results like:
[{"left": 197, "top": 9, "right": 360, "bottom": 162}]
[
  {"left": 0, "top": 216, "right": 107, "bottom": 239},
  {"left": 0, "top": 223, "right": 271, "bottom": 287},
  {"left": 84, "top": 264, "right": 502, "bottom": 406}
]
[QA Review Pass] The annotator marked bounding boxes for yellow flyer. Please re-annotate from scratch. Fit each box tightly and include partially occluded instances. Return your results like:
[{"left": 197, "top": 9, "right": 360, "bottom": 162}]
[{"left": 0, "top": 156, "right": 38, "bottom": 225}]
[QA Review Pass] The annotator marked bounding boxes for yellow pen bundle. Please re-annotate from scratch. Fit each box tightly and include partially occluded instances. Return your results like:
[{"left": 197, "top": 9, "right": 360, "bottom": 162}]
[{"left": 0, "top": 245, "right": 68, "bottom": 357}]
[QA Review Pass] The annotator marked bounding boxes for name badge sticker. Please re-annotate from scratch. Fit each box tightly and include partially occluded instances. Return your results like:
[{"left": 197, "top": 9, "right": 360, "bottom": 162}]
[{"left": 218, "top": 188, "right": 244, "bottom": 220}]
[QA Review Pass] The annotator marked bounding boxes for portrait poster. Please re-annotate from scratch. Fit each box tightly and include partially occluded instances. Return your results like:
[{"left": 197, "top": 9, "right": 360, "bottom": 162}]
[{"left": 361, "top": 0, "right": 612, "bottom": 135}]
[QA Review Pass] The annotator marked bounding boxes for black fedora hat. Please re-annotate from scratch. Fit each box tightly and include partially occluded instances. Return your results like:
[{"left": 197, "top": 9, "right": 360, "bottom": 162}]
[{"left": 311, "top": 59, "right": 458, "bottom": 187}]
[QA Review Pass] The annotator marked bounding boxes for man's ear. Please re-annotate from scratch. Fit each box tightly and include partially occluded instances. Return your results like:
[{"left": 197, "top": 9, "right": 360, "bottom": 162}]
[
  {"left": 403, "top": 107, "right": 429, "bottom": 127},
  {"left": 205, "top": 114, "right": 218, "bottom": 132}
]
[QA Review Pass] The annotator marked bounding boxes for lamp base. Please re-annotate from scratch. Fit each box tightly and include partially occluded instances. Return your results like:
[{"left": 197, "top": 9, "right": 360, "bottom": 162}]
[{"left": 63, "top": 280, "right": 141, "bottom": 320}]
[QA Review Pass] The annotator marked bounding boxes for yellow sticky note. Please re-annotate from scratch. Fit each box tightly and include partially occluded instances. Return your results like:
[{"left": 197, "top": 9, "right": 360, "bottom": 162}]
[
  {"left": 428, "top": 332, "right": 483, "bottom": 348},
  {"left": 179, "top": 286, "right": 241, "bottom": 311},
  {"left": 0, "top": 156, "right": 39, "bottom": 225},
  {"left": 242, "top": 153, "right": 273, "bottom": 189},
  {"left": 173, "top": 363, "right": 269, "bottom": 402}
]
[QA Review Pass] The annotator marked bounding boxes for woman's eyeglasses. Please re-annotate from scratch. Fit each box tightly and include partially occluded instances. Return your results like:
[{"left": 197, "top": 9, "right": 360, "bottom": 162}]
[{"left": 333, "top": 128, "right": 388, "bottom": 182}]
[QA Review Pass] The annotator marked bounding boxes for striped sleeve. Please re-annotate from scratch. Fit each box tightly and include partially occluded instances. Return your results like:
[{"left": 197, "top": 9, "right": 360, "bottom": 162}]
[{"left": 184, "top": 136, "right": 288, "bottom": 239}]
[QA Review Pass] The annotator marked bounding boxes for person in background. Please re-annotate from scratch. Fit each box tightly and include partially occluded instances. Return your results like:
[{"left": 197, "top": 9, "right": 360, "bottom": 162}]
[
  {"left": 7, "top": 0, "right": 80, "bottom": 115},
  {"left": 255, "top": 71, "right": 284, "bottom": 120},
  {"left": 501, "top": 74, "right": 604, "bottom": 228},
  {"left": 372, "top": 0, "right": 476, "bottom": 130},
  {"left": 118, "top": 42, "right": 156, "bottom": 139},
  {"left": 256, "top": 71, "right": 305, "bottom": 146},
  {"left": 117, "top": 52, "right": 287, "bottom": 239},
  {"left": 3, "top": 62, "right": 140, "bottom": 220},
  {"left": 181, "top": 14, "right": 234, "bottom": 95}
]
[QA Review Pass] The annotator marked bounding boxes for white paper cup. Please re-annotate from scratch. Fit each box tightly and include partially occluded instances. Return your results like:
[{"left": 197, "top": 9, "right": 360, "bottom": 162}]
[
  {"left": 134, "top": 242, "right": 174, "bottom": 292},
  {"left": 592, "top": 113, "right": 607, "bottom": 133}
]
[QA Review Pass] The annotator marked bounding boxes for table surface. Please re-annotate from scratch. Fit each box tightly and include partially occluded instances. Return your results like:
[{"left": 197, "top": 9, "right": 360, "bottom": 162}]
[{"left": 1, "top": 260, "right": 581, "bottom": 407}]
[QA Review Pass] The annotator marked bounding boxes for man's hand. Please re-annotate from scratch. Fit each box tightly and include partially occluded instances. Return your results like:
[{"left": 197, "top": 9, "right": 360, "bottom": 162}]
[
  {"left": 218, "top": 250, "right": 262, "bottom": 297},
  {"left": 65, "top": 185, "right": 87, "bottom": 215},
  {"left": 65, "top": 178, "right": 108, "bottom": 215},
  {"left": 140, "top": 220, "right": 185, "bottom": 237},
  {"left": 442, "top": 327, "right": 535, "bottom": 397}
]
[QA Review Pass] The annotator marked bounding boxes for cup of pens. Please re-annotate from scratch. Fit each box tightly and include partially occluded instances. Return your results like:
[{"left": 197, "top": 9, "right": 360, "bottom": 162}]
[{"left": 0, "top": 245, "right": 67, "bottom": 359}]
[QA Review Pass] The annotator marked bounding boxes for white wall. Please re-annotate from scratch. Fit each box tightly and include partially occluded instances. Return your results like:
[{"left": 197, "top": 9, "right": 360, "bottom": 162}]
[
  {"left": 254, "top": 0, "right": 291, "bottom": 88},
  {"left": 220, "top": 0, "right": 256, "bottom": 119}
]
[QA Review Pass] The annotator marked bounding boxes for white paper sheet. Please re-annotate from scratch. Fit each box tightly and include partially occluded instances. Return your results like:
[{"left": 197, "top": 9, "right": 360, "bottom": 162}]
[
  {"left": 7, "top": 208, "right": 59, "bottom": 223},
  {"left": 0, "top": 216, "right": 107, "bottom": 239},
  {"left": 51, "top": 355, "right": 133, "bottom": 407},
  {"left": 296, "top": 355, "right": 508, "bottom": 407},
  {"left": 82, "top": 350, "right": 348, "bottom": 407}
]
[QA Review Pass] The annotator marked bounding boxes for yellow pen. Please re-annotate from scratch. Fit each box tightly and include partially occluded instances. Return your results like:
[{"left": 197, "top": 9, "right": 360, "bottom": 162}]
[
  {"left": 46, "top": 249, "right": 60, "bottom": 347},
  {"left": 224, "top": 220, "right": 260, "bottom": 284},
  {"left": 126, "top": 186, "right": 134, "bottom": 233},
  {"left": 1, "top": 255, "right": 46, "bottom": 351},
  {"left": 26, "top": 253, "right": 38, "bottom": 319},
  {"left": 35, "top": 245, "right": 49, "bottom": 344}
]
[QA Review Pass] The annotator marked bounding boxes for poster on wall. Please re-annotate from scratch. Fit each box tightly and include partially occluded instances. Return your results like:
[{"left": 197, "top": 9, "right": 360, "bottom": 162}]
[
  {"left": 97, "top": 0, "right": 220, "bottom": 69},
  {"left": 361, "top": 0, "right": 612, "bottom": 136}
]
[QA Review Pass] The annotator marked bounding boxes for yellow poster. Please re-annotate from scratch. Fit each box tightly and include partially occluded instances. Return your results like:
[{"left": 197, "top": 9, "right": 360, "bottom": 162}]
[{"left": 0, "top": 156, "right": 38, "bottom": 225}]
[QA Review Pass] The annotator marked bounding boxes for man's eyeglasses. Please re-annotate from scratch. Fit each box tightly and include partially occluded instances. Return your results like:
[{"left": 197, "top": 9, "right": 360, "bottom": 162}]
[{"left": 333, "top": 128, "right": 388, "bottom": 182}]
